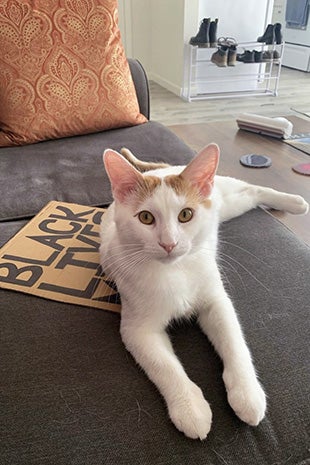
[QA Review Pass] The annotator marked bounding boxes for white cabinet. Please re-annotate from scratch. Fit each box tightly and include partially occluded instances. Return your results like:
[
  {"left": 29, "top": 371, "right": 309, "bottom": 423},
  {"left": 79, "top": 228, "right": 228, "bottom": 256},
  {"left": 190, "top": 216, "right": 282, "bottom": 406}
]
[
  {"left": 282, "top": 43, "right": 310, "bottom": 72},
  {"left": 182, "top": 41, "right": 284, "bottom": 101}
]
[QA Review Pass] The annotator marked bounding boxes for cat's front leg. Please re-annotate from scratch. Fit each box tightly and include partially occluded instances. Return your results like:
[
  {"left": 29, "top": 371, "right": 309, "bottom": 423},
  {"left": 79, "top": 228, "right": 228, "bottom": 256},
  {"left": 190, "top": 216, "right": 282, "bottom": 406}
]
[
  {"left": 120, "top": 313, "right": 212, "bottom": 440},
  {"left": 198, "top": 269, "right": 266, "bottom": 426},
  {"left": 222, "top": 362, "right": 266, "bottom": 426}
]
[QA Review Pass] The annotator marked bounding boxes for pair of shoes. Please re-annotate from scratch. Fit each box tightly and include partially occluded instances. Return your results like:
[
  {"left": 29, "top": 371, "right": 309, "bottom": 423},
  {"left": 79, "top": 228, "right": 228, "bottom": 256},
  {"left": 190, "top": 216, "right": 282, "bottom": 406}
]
[
  {"left": 237, "top": 50, "right": 255, "bottom": 63},
  {"left": 262, "top": 50, "right": 281, "bottom": 61},
  {"left": 211, "top": 46, "right": 237, "bottom": 66},
  {"left": 237, "top": 50, "right": 263, "bottom": 63},
  {"left": 237, "top": 49, "right": 280, "bottom": 63},
  {"left": 257, "top": 23, "right": 282, "bottom": 44},
  {"left": 211, "top": 37, "right": 238, "bottom": 66},
  {"left": 189, "top": 18, "right": 218, "bottom": 47}
]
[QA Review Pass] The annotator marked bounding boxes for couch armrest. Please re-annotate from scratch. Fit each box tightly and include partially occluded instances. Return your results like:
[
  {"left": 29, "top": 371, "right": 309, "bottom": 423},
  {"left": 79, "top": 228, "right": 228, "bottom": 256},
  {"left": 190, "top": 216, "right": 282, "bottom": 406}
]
[{"left": 128, "top": 58, "right": 150, "bottom": 120}]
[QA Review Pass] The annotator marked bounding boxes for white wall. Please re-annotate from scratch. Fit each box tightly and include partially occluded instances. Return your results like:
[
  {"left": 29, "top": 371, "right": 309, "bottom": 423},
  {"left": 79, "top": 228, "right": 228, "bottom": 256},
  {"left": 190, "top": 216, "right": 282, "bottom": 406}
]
[
  {"left": 118, "top": 0, "right": 199, "bottom": 95},
  {"left": 149, "top": 0, "right": 187, "bottom": 94},
  {"left": 198, "top": 0, "right": 274, "bottom": 42},
  {"left": 118, "top": 0, "right": 151, "bottom": 70}
]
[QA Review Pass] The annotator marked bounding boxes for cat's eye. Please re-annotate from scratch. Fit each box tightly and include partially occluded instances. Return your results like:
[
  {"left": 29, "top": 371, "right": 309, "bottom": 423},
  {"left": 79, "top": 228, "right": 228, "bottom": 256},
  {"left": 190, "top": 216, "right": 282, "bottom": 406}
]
[
  {"left": 178, "top": 208, "right": 193, "bottom": 223},
  {"left": 138, "top": 210, "right": 155, "bottom": 225}
]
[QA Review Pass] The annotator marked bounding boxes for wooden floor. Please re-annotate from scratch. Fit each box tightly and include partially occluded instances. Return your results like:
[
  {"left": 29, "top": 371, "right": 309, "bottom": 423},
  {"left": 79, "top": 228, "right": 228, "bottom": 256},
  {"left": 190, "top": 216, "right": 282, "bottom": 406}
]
[{"left": 149, "top": 67, "right": 310, "bottom": 125}]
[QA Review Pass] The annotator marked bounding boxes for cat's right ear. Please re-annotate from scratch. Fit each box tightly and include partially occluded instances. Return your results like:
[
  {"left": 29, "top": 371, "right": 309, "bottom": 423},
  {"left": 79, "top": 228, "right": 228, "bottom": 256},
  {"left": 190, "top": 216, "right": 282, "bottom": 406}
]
[{"left": 103, "top": 149, "right": 142, "bottom": 202}]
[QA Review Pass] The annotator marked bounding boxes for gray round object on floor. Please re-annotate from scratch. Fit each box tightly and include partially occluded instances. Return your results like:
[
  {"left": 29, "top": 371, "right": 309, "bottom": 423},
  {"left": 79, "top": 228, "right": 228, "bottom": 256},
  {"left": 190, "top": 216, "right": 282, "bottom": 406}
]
[{"left": 240, "top": 154, "right": 272, "bottom": 168}]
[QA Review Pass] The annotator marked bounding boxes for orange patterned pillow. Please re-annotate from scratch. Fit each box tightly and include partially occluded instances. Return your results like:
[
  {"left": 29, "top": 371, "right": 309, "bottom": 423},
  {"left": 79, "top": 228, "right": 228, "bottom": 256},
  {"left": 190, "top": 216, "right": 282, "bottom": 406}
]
[{"left": 0, "top": 0, "right": 147, "bottom": 146}]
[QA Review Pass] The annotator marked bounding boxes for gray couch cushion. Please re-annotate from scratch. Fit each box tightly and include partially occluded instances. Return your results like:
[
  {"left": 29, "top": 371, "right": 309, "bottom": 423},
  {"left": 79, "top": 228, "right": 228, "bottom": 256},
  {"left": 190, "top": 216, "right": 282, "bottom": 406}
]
[
  {"left": 0, "top": 209, "right": 309, "bottom": 465},
  {"left": 0, "top": 121, "right": 194, "bottom": 222}
]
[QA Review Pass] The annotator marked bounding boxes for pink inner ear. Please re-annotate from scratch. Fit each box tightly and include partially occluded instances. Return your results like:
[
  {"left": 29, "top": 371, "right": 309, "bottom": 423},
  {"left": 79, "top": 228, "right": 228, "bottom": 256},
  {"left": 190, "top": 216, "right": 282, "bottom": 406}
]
[
  {"left": 103, "top": 149, "right": 142, "bottom": 202},
  {"left": 181, "top": 143, "right": 219, "bottom": 197}
]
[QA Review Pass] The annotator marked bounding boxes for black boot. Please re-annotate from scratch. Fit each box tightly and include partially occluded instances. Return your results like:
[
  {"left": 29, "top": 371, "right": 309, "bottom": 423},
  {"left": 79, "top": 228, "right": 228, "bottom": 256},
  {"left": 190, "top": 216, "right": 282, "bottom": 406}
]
[
  {"left": 257, "top": 24, "right": 275, "bottom": 44},
  {"left": 189, "top": 18, "right": 210, "bottom": 47},
  {"left": 274, "top": 23, "right": 282, "bottom": 44},
  {"left": 209, "top": 18, "right": 218, "bottom": 48},
  {"left": 254, "top": 50, "right": 263, "bottom": 63}
]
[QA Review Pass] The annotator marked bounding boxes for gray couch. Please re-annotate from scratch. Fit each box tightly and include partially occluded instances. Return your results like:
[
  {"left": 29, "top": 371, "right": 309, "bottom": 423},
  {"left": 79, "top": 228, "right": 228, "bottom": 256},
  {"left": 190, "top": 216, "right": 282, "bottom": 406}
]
[{"left": 1, "top": 60, "right": 309, "bottom": 465}]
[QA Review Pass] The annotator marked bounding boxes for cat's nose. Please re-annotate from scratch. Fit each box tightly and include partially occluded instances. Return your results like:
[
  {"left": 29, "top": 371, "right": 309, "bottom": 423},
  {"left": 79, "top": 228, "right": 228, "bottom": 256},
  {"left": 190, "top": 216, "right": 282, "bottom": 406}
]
[{"left": 159, "top": 242, "right": 177, "bottom": 254}]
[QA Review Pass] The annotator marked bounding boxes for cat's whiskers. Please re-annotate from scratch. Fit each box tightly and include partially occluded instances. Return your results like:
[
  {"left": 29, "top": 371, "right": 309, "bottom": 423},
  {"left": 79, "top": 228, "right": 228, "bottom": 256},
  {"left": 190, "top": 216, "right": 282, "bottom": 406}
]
[
  {"left": 107, "top": 249, "right": 152, "bottom": 284},
  {"left": 102, "top": 243, "right": 144, "bottom": 254},
  {"left": 104, "top": 255, "right": 145, "bottom": 280},
  {"left": 103, "top": 249, "right": 142, "bottom": 267},
  {"left": 189, "top": 244, "right": 265, "bottom": 293},
  {"left": 102, "top": 244, "right": 145, "bottom": 263},
  {"left": 218, "top": 231, "right": 276, "bottom": 273},
  {"left": 113, "top": 259, "right": 150, "bottom": 289},
  {"left": 217, "top": 251, "right": 271, "bottom": 293},
  {"left": 217, "top": 238, "right": 272, "bottom": 292},
  {"left": 218, "top": 239, "right": 271, "bottom": 267},
  {"left": 216, "top": 256, "right": 247, "bottom": 293}
]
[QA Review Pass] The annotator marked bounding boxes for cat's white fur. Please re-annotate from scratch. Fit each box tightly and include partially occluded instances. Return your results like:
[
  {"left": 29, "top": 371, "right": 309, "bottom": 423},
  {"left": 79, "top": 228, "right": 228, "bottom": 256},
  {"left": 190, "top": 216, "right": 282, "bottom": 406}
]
[{"left": 99, "top": 144, "right": 308, "bottom": 440}]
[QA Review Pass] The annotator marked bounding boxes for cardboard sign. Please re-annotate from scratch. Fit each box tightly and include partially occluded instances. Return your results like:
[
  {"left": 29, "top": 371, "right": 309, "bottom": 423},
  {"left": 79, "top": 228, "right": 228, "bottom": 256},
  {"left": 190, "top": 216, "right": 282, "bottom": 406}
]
[{"left": 0, "top": 201, "right": 121, "bottom": 313}]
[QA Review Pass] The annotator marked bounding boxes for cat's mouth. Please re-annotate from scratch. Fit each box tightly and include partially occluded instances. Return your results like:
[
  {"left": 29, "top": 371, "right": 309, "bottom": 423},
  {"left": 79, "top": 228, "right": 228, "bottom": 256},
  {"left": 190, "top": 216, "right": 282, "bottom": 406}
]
[{"left": 156, "top": 250, "right": 185, "bottom": 264}]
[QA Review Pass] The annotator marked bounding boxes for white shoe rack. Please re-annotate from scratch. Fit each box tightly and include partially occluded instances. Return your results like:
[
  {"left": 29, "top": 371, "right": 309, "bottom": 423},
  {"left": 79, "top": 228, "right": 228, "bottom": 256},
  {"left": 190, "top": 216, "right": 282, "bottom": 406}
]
[{"left": 182, "top": 41, "right": 284, "bottom": 102}]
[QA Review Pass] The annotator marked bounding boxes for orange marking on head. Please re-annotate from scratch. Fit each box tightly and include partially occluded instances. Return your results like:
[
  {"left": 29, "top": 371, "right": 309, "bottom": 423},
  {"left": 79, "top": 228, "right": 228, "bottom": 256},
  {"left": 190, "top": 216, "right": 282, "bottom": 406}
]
[
  {"left": 133, "top": 175, "right": 162, "bottom": 204},
  {"left": 164, "top": 174, "right": 211, "bottom": 209}
]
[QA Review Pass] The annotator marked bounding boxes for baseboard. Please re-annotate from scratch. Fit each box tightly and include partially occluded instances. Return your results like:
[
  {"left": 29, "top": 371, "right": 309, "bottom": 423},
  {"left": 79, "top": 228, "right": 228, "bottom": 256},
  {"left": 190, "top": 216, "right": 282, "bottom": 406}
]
[{"left": 148, "top": 72, "right": 182, "bottom": 97}]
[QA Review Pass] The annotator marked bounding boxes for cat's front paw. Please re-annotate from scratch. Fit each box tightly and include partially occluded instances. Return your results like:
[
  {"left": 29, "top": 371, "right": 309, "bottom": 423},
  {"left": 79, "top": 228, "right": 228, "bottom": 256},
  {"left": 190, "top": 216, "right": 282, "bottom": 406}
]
[
  {"left": 285, "top": 194, "right": 309, "bottom": 215},
  {"left": 223, "top": 370, "right": 266, "bottom": 426},
  {"left": 167, "top": 383, "right": 212, "bottom": 440}
]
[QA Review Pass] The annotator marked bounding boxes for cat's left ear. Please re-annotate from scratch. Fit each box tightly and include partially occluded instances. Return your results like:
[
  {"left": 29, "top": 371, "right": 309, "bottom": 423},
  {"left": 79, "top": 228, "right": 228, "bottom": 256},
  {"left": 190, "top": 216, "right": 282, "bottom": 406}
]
[{"left": 181, "top": 143, "right": 219, "bottom": 197}]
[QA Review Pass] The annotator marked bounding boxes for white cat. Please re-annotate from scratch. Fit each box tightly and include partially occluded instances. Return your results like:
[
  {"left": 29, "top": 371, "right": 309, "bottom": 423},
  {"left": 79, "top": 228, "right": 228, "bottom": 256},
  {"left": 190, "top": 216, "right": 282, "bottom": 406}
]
[{"left": 99, "top": 143, "right": 308, "bottom": 440}]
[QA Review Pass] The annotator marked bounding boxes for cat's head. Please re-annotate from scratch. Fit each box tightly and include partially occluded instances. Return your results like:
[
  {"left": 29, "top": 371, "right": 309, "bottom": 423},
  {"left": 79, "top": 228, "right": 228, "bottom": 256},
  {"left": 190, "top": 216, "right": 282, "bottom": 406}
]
[{"left": 103, "top": 144, "right": 219, "bottom": 262}]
